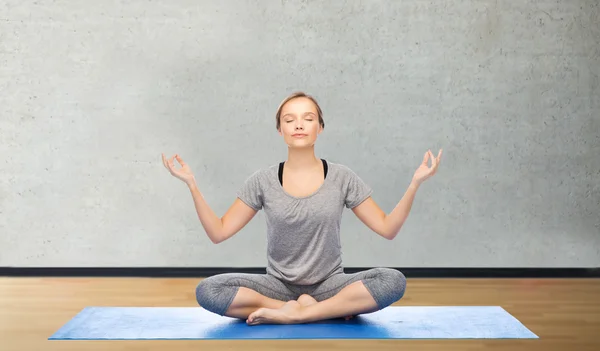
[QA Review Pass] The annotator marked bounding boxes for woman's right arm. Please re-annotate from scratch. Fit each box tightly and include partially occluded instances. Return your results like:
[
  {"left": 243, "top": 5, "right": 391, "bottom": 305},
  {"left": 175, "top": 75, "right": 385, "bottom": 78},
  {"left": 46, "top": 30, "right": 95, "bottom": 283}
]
[{"left": 187, "top": 181, "right": 257, "bottom": 244}]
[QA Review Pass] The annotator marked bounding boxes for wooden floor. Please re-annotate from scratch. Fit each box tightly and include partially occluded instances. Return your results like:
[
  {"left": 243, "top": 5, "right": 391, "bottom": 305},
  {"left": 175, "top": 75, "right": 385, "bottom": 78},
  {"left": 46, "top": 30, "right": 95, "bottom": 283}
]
[{"left": 1, "top": 277, "right": 599, "bottom": 351}]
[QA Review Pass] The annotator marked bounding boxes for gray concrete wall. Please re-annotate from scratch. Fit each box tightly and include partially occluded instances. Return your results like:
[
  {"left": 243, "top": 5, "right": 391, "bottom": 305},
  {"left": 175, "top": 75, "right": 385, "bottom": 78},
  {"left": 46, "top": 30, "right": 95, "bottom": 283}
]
[{"left": 1, "top": 0, "right": 598, "bottom": 268}]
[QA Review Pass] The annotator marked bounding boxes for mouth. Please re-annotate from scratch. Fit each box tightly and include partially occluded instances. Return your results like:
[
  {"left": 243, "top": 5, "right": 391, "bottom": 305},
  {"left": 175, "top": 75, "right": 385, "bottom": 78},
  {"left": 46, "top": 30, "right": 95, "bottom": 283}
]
[{"left": 292, "top": 134, "right": 308, "bottom": 138}]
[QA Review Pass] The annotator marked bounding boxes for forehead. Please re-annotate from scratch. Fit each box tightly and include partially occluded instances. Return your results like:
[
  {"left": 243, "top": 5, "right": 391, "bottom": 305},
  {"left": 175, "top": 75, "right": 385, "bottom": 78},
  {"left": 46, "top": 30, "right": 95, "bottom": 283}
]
[{"left": 281, "top": 97, "right": 317, "bottom": 116}]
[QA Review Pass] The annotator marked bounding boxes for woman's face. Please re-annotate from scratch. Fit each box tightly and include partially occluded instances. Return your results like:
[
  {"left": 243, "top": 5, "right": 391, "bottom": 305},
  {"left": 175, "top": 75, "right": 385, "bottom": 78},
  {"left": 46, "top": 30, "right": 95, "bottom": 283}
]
[{"left": 278, "top": 97, "right": 323, "bottom": 149}]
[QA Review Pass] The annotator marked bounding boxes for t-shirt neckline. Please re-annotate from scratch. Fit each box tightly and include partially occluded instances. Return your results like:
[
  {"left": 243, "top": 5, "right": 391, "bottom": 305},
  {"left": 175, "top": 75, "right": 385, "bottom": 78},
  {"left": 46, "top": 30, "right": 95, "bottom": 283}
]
[{"left": 276, "top": 160, "right": 331, "bottom": 200}]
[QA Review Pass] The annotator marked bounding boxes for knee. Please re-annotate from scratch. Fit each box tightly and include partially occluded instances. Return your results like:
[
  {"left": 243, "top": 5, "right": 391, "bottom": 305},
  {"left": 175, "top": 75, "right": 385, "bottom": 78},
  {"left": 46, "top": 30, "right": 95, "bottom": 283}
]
[
  {"left": 373, "top": 268, "right": 407, "bottom": 307},
  {"left": 195, "top": 276, "right": 235, "bottom": 315},
  {"left": 387, "top": 268, "right": 407, "bottom": 300},
  {"left": 195, "top": 277, "right": 216, "bottom": 308}
]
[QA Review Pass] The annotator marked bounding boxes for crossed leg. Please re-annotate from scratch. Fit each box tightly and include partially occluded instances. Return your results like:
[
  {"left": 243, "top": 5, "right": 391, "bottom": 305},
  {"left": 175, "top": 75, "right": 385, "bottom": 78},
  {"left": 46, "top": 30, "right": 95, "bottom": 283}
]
[
  {"left": 217, "top": 287, "right": 353, "bottom": 324},
  {"left": 195, "top": 273, "right": 296, "bottom": 319},
  {"left": 247, "top": 268, "right": 406, "bottom": 325},
  {"left": 246, "top": 280, "right": 378, "bottom": 325},
  {"left": 196, "top": 268, "right": 406, "bottom": 325},
  {"left": 297, "top": 294, "right": 354, "bottom": 320}
]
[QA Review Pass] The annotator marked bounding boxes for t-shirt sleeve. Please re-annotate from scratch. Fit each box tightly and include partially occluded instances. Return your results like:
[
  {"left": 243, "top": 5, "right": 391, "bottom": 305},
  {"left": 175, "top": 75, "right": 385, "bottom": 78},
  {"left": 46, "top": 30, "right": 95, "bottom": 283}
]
[
  {"left": 344, "top": 167, "right": 373, "bottom": 209},
  {"left": 236, "top": 170, "right": 264, "bottom": 211}
]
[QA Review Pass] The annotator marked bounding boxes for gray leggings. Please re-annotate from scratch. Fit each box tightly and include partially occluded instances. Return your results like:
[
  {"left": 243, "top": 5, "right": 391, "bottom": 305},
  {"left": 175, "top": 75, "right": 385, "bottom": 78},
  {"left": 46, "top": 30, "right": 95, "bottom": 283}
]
[{"left": 195, "top": 268, "right": 406, "bottom": 316}]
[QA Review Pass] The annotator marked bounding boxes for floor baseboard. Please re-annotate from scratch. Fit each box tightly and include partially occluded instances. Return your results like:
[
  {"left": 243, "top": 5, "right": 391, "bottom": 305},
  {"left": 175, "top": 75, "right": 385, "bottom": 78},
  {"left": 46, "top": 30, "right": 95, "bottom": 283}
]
[{"left": 1, "top": 267, "right": 599, "bottom": 278}]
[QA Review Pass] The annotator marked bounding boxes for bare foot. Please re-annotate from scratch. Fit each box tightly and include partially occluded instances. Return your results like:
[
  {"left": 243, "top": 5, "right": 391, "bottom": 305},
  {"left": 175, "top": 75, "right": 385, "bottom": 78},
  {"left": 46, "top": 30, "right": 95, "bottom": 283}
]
[{"left": 246, "top": 300, "right": 303, "bottom": 325}]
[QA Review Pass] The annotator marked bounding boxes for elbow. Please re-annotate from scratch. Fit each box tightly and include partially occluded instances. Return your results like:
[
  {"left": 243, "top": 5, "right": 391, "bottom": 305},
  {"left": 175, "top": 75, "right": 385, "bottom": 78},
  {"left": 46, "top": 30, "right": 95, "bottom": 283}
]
[
  {"left": 386, "top": 230, "right": 399, "bottom": 240},
  {"left": 381, "top": 221, "right": 402, "bottom": 240},
  {"left": 379, "top": 216, "right": 394, "bottom": 240},
  {"left": 212, "top": 234, "right": 226, "bottom": 244},
  {"left": 380, "top": 230, "right": 395, "bottom": 240},
  {"left": 208, "top": 219, "right": 227, "bottom": 244},
  {"left": 207, "top": 230, "right": 224, "bottom": 244}
]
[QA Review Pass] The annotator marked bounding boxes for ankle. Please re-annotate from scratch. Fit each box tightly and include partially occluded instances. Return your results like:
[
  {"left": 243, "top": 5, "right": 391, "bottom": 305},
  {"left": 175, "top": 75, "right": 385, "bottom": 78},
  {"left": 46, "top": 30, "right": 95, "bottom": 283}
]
[
  {"left": 284, "top": 301, "right": 306, "bottom": 323},
  {"left": 295, "top": 304, "right": 314, "bottom": 324}
]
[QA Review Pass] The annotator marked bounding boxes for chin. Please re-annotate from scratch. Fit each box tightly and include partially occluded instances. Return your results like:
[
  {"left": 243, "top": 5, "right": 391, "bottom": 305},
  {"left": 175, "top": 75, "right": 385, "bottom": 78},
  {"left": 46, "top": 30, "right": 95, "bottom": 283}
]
[{"left": 287, "top": 140, "right": 315, "bottom": 149}]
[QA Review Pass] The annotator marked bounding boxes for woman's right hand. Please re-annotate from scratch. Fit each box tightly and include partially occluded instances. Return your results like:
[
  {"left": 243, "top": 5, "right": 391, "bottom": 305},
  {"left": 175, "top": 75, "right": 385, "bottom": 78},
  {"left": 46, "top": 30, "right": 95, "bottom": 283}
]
[{"left": 162, "top": 153, "right": 196, "bottom": 186}]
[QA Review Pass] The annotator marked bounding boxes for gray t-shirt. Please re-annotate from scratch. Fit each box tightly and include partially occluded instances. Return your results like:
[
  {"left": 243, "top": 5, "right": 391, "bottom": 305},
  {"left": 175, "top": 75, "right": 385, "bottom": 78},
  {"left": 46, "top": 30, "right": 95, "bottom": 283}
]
[{"left": 237, "top": 161, "right": 373, "bottom": 285}]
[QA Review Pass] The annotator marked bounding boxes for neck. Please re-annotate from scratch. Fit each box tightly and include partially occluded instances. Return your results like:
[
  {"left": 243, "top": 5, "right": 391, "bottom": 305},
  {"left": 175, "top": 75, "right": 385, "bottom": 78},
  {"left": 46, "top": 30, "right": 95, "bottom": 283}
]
[{"left": 285, "top": 146, "right": 320, "bottom": 170}]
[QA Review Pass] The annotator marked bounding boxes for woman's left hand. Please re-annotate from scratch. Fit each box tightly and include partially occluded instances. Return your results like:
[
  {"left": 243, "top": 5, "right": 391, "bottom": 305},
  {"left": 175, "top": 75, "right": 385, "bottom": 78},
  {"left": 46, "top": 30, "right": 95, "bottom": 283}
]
[{"left": 412, "top": 149, "right": 443, "bottom": 185}]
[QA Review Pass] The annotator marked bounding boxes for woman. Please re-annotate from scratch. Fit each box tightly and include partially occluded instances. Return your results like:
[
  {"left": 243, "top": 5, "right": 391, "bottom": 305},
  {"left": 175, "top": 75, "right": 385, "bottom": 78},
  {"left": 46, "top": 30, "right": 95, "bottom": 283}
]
[{"left": 162, "top": 92, "right": 442, "bottom": 325}]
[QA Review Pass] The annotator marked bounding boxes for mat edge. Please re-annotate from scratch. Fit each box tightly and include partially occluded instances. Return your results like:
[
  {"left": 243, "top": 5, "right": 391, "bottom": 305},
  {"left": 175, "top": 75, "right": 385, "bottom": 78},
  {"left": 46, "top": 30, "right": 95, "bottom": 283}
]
[{"left": 47, "top": 306, "right": 539, "bottom": 340}]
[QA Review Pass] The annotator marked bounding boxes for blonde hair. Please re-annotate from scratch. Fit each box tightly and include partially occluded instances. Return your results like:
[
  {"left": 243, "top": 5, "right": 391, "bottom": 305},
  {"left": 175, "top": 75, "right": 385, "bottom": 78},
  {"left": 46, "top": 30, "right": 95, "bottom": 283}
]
[{"left": 275, "top": 91, "right": 325, "bottom": 131}]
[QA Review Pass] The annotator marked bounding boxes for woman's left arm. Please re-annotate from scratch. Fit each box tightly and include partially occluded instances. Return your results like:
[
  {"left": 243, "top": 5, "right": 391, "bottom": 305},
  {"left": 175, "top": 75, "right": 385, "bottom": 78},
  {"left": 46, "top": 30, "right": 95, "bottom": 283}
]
[{"left": 352, "top": 149, "right": 442, "bottom": 240}]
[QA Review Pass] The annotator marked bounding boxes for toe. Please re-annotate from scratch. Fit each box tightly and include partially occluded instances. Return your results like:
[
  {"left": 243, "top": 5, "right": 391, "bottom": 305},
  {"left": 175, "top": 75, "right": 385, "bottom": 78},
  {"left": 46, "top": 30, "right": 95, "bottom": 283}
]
[{"left": 247, "top": 309, "right": 265, "bottom": 325}]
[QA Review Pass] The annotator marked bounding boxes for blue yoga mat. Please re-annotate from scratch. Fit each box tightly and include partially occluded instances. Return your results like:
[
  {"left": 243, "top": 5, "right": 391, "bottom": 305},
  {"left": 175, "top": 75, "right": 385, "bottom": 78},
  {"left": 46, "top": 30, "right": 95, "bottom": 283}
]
[{"left": 49, "top": 306, "right": 538, "bottom": 340}]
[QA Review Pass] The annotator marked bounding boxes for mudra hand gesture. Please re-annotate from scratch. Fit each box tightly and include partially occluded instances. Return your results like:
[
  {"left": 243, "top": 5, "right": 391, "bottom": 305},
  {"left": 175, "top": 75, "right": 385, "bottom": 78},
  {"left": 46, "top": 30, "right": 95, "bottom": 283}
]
[
  {"left": 412, "top": 149, "right": 442, "bottom": 185},
  {"left": 162, "top": 153, "right": 196, "bottom": 185}
]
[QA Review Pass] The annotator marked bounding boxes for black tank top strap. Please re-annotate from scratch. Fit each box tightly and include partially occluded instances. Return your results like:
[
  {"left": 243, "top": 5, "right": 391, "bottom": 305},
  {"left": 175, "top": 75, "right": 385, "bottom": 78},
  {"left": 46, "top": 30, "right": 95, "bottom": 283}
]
[{"left": 278, "top": 162, "right": 284, "bottom": 185}]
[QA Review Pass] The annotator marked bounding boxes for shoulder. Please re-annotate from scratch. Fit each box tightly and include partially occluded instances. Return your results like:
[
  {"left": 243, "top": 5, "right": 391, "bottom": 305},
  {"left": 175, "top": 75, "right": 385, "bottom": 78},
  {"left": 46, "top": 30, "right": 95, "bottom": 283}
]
[
  {"left": 326, "top": 161, "right": 360, "bottom": 178},
  {"left": 241, "top": 163, "right": 278, "bottom": 184}
]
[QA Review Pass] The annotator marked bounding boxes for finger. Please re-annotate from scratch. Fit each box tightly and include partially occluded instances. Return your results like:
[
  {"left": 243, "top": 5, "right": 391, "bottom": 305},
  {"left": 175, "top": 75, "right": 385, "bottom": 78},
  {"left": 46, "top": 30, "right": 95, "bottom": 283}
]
[
  {"left": 175, "top": 154, "right": 185, "bottom": 166},
  {"left": 167, "top": 156, "right": 177, "bottom": 172},
  {"left": 432, "top": 150, "right": 442, "bottom": 172},
  {"left": 162, "top": 154, "right": 169, "bottom": 169},
  {"left": 422, "top": 151, "right": 429, "bottom": 165},
  {"left": 429, "top": 150, "right": 435, "bottom": 167}
]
